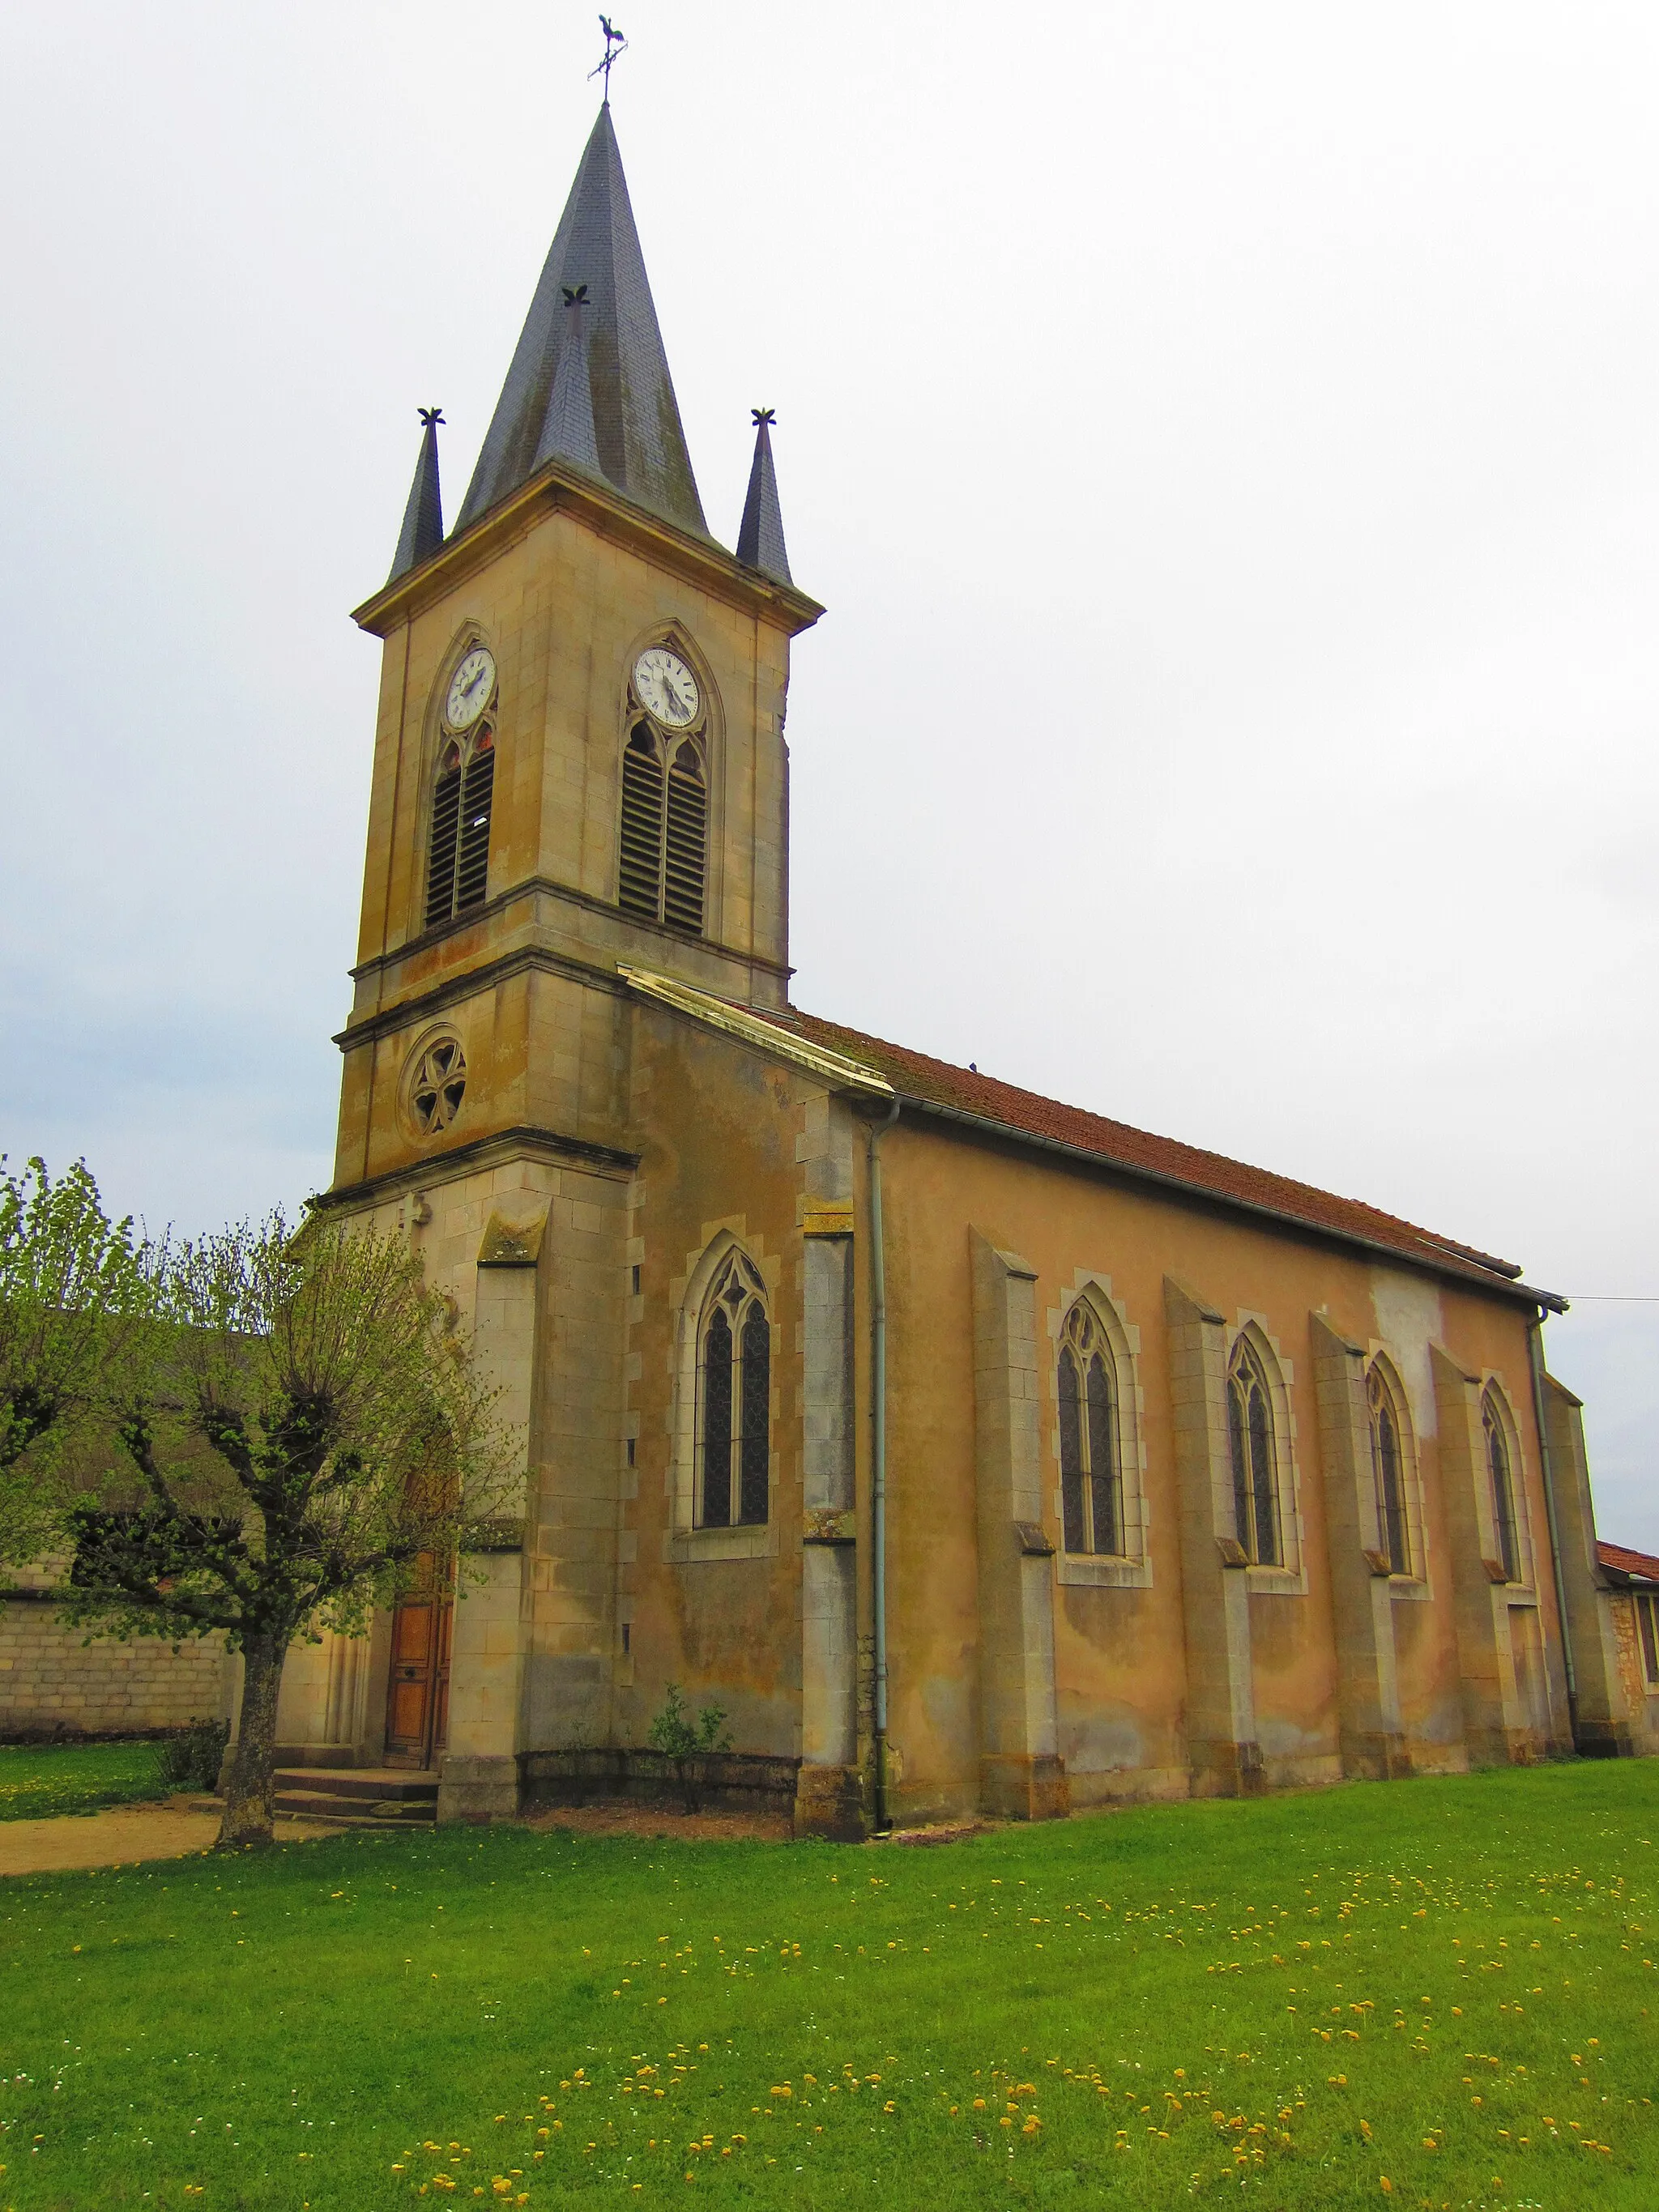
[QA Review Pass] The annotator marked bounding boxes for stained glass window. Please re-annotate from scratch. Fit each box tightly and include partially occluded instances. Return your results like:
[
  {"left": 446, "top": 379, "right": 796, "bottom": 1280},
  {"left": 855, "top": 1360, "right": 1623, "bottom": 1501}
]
[
  {"left": 1483, "top": 1391, "right": 1520, "bottom": 1583},
  {"left": 1057, "top": 1302, "right": 1124, "bottom": 1556},
  {"left": 1058, "top": 1347, "right": 1086, "bottom": 1554},
  {"left": 700, "top": 1307, "right": 733, "bottom": 1528},
  {"left": 695, "top": 1250, "right": 770, "bottom": 1528},
  {"left": 1227, "top": 1336, "right": 1282, "bottom": 1566},
  {"left": 1367, "top": 1363, "right": 1410, "bottom": 1575}
]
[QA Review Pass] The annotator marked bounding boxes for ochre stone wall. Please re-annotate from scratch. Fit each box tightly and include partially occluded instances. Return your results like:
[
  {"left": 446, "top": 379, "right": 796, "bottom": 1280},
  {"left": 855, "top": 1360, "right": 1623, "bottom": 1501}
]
[
  {"left": 0, "top": 1594, "right": 232, "bottom": 1738},
  {"left": 1608, "top": 1592, "right": 1659, "bottom": 1753},
  {"left": 864, "top": 1112, "right": 1576, "bottom": 1822}
]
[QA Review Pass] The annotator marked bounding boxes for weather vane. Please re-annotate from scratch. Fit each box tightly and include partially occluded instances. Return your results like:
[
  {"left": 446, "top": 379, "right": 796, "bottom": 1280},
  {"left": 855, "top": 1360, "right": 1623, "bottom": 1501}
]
[{"left": 590, "top": 15, "right": 627, "bottom": 100}]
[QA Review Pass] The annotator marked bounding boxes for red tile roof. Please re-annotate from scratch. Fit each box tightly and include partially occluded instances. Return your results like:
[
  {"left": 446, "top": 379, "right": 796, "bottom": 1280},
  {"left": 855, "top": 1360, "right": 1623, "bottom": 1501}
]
[
  {"left": 757, "top": 1004, "right": 1558, "bottom": 1305},
  {"left": 1597, "top": 1540, "right": 1659, "bottom": 1585}
]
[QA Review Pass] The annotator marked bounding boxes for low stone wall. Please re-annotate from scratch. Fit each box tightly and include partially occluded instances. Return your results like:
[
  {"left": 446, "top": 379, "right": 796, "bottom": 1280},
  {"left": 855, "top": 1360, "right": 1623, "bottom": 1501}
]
[
  {"left": 518, "top": 1745, "right": 801, "bottom": 1819},
  {"left": 0, "top": 1592, "right": 234, "bottom": 1741}
]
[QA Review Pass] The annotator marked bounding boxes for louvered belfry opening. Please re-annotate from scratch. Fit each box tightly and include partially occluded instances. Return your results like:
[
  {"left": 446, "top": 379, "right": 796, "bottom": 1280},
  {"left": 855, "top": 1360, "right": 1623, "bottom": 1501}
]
[
  {"left": 663, "top": 743, "right": 706, "bottom": 932},
  {"left": 616, "top": 675, "right": 707, "bottom": 935},
  {"left": 426, "top": 726, "right": 495, "bottom": 928},
  {"left": 618, "top": 722, "right": 665, "bottom": 918}
]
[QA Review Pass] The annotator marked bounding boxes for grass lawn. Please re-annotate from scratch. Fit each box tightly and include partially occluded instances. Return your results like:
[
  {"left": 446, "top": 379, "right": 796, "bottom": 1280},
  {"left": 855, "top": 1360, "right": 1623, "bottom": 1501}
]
[
  {"left": 0, "top": 1744, "right": 169, "bottom": 1823},
  {"left": 1, "top": 1762, "right": 1656, "bottom": 2211}
]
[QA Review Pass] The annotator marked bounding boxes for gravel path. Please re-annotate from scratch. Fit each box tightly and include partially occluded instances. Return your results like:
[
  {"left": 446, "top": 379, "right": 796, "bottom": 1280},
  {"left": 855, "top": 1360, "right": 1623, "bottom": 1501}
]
[{"left": 0, "top": 1797, "right": 332, "bottom": 1875}]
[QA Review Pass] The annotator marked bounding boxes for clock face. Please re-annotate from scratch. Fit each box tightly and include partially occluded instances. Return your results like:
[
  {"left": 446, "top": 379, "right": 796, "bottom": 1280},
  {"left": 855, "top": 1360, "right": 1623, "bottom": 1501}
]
[
  {"left": 445, "top": 647, "right": 496, "bottom": 732},
  {"left": 633, "top": 646, "right": 700, "bottom": 729}
]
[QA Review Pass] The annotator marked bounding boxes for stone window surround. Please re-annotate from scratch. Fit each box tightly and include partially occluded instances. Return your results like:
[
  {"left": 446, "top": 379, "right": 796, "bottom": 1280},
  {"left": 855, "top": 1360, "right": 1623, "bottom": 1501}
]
[
  {"left": 1363, "top": 1344, "right": 1434, "bottom": 1603},
  {"left": 1044, "top": 1272, "right": 1152, "bottom": 1589},
  {"left": 399, "top": 1018, "right": 471, "bottom": 1145},
  {"left": 617, "top": 619, "right": 726, "bottom": 940},
  {"left": 416, "top": 622, "right": 499, "bottom": 941},
  {"left": 1226, "top": 1312, "right": 1307, "bottom": 1596},
  {"left": 663, "top": 1221, "right": 781, "bottom": 1564}
]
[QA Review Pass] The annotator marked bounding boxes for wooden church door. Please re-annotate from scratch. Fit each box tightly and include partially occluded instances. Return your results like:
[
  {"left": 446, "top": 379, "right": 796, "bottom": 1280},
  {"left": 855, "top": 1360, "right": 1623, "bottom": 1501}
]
[{"left": 384, "top": 1553, "right": 454, "bottom": 1769}]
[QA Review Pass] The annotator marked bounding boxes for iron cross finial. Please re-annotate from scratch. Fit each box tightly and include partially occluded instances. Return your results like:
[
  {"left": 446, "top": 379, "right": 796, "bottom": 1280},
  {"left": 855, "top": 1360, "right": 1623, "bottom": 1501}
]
[
  {"left": 590, "top": 15, "right": 627, "bottom": 100},
  {"left": 419, "top": 407, "right": 445, "bottom": 428},
  {"left": 752, "top": 407, "right": 776, "bottom": 428}
]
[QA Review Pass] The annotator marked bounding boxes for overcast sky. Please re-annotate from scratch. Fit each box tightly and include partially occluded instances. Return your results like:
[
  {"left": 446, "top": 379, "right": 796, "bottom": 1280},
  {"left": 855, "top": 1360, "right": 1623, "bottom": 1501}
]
[{"left": 2, "top": 2, "right": 1657, "bottom": 1544}]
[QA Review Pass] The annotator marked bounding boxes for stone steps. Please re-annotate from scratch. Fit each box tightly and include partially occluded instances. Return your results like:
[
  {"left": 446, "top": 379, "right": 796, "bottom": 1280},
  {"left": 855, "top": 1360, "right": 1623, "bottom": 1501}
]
[{"left": 273, "top": 1767, "right": 438, "bottom": 1829}]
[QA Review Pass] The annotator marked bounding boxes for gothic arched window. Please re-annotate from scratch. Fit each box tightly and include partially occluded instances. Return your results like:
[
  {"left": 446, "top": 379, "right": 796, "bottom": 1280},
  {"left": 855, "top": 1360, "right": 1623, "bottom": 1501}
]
[
  {"left": 1367, "top": 1360, "right": 1411, "bottom": 1576},
  {"left": 617, "top": 652, "right": 708, "bottom": 933},
  {"left": 1482, "top": 1387, "right": 1520, "bottom": 1583},
  {"left": 696, "top": 1249, "right": 769, "bottom": 1528},
  {"left": 1057, "top": 1299, "right": 1124, "bottom": 1556},
  {"left": 1226, "top": 1334, "right": 1282, "bottom": 1566},
  {"left": 426, "top": 724, "right": 495, "bottom": 928}
]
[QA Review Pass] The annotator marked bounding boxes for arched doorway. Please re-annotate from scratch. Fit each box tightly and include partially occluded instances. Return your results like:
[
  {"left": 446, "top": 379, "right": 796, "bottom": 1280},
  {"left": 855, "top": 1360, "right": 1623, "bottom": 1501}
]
[{"left": 384, "top": 1552, "right": 453, "bottom": 1769}]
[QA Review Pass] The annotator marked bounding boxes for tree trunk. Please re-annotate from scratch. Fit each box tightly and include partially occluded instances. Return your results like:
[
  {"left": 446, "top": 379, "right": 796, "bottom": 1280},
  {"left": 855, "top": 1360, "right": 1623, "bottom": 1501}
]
[{"left": 216, "top": 1632, "right": 287, "bottom": 1849}]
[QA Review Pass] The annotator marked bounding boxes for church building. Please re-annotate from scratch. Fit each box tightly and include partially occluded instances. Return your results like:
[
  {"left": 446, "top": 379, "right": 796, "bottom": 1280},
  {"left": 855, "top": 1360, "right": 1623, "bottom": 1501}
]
[{"left": 264, "top": 100, "right": 1640, "bottom": 1832}]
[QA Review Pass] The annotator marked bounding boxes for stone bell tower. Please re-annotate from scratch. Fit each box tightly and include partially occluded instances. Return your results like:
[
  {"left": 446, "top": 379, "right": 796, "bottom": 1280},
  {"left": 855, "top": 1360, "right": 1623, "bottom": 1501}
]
[{"left": 317, "top": 100, "right": 822, "bottom": 1814}]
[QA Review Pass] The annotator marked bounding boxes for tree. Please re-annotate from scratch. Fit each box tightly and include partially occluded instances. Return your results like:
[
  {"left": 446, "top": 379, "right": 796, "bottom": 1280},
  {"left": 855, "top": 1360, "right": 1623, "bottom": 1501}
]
[
  {"left": 57, "top": 1213, "right": 512, "bottom": 1849},
  {"left": 0, "top": 1155, "right": 155, "bottom": 1575}
]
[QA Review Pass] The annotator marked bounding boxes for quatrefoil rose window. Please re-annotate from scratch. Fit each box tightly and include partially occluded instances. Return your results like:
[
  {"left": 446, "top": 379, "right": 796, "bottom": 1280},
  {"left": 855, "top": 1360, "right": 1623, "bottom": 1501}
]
[{"left": 407, "top": 1034, "right": 467, "bottom": 1136}]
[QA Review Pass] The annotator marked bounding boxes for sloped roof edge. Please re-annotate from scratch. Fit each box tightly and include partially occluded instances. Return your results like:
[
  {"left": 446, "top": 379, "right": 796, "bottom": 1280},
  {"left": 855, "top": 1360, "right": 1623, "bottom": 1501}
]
[
  {"left": 751, "top": 1004, "right": 1566, "bottom": 1311},
  {"left": 617, "top": 974, "right": 1564, "bottom": 1310},
  {"left": 1597, "top": 1539, "right": 1659, "bottom": 1587},
  {"left": 617, "top": 966, "right": 893, "bottom": 1097}
]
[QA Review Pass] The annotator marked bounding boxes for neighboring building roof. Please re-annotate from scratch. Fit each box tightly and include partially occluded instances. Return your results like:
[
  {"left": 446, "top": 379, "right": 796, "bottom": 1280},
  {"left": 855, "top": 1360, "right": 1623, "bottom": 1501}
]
[
  {"left": 1597, "top": 1540, "right": 1659, "bottom": 1587},
  {"left": 454, "top": 104, "right": 707, "bottom": 542},
  {"left": 748, "top": 1002, "right": 1563, "bottom": 1305}
]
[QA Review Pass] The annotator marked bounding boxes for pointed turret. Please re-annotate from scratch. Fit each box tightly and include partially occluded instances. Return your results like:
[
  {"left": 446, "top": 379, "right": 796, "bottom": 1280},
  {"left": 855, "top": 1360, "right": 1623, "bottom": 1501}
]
[
  {"left": 735, "top": 407, "right": 791, "bottom": 584},
  {"left": 387, "top": 407, "right": 445, "bottom": 584},
  {"left": 454, "top": 104, "right": 706, "bottom": 539}
]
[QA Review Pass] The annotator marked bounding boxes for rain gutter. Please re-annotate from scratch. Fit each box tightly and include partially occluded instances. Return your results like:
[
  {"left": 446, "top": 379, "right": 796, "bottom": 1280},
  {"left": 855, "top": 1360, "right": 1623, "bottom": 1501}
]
[
  {"left": 867, "top": 1097, "right": 902, "bottom": 1837},
  {"left": 1528, "top": 1311, "right": 1580, "bottom": 1741}
]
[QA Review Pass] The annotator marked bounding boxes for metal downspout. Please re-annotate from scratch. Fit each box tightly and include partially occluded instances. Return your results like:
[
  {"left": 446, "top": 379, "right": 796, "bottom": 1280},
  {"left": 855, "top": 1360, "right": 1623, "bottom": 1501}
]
[
  {"left": 1528, "top": 1309, "right": 1579, "bottom": 1743},
  {"left": 868, "top": 1097, "right": 902, "bottom": 1835}
]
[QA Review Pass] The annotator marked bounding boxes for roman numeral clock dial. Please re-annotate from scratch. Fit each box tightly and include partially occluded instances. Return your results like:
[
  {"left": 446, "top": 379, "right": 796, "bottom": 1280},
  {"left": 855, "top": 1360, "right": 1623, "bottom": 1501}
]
[
  {"left": 445, "top": 647, "right": 496, "bottom": 732},
  {"left": 633, "top": 646, "right": 700, "bottom": 728}
]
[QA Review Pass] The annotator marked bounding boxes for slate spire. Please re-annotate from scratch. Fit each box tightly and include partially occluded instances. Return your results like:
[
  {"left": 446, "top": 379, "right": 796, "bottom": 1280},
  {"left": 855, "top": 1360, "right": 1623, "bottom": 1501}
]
[
  {"left": 735, "top": 407, "right": 791, "bottom": 584},
  {"left": 534, "top": 285, "right": 603, "bottom": 477},
  {"left": 387, "top": 407, "right": 445, "bottom": 585},
  {"left": 454, "top": 104, "right": 706, "bottom": 538}
]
